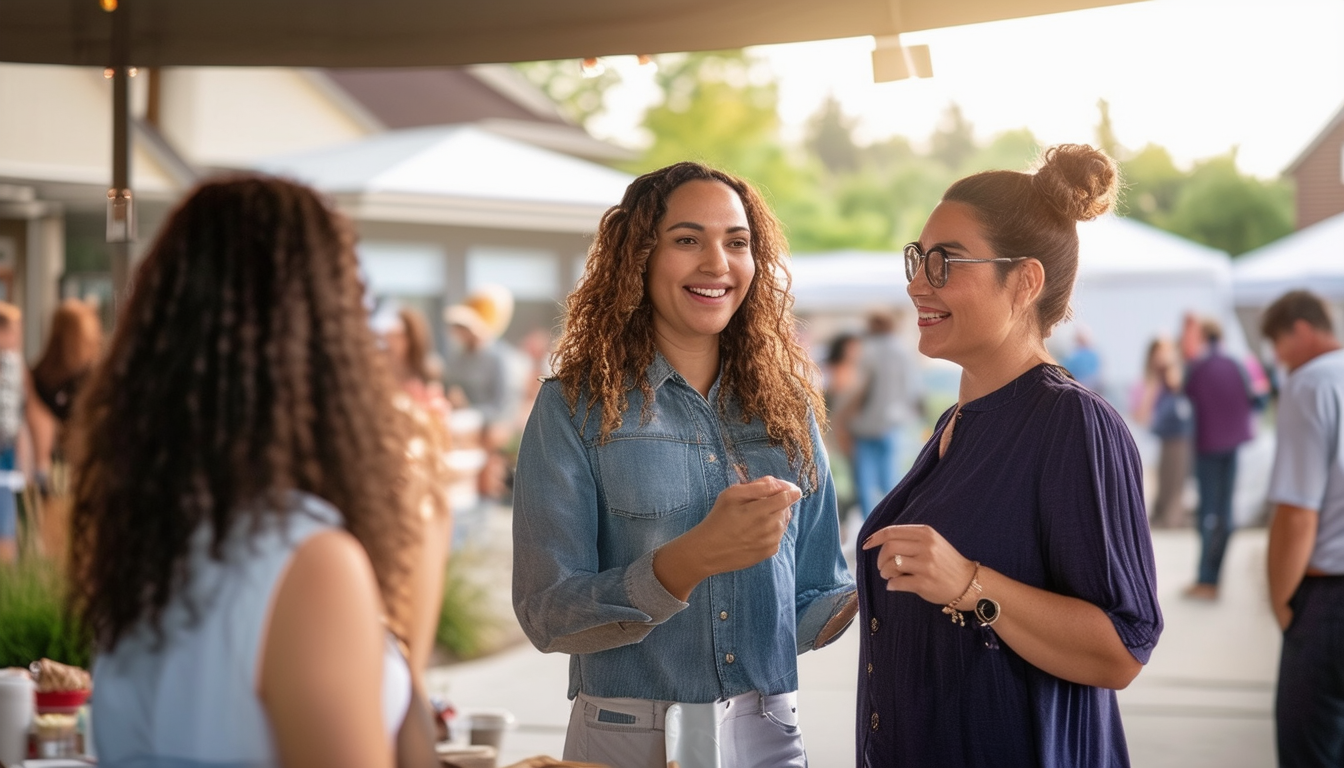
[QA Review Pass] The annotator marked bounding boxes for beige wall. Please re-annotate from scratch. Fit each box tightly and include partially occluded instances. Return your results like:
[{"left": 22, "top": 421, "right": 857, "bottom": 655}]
[
  {"left": 0, "top": 64, "right": 174, "bottom": 191},
  {"left": 158, "top": 68, "right": 372, "bottom": 167}
]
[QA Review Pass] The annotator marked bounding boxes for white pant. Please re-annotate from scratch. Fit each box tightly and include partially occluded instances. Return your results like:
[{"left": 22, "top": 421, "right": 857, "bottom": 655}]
[{"left": 564, "top": 690, "right": 806, "bottom": 768}]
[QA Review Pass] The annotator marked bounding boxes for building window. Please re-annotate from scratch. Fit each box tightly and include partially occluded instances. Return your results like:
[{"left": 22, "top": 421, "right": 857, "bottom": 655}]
[
  {"left": 466, "top": 246, "right": 558, "bottom": 300},
  {"left": 357, "top": 242, "right": 447, "bottom": 296}
]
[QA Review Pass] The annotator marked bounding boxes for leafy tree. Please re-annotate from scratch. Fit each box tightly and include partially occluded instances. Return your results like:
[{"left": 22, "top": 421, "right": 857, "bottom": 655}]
[
  {"left": 635, "top": 50, "right": 784, "bottom": 175},
  {"left": 1120, "top": 144, "right": 1184, "bottom": 221},
  {"left": 806, "top": 94, "right": 861, "bottom": 175},
  {"left": 962, "top": 129, "right": 1041, "bottom": 176},
  {"left": 1161, "top": 152, "right": 1294, "bottom": 256},
  {"left": 514, "top": 58, "right": 622, "bottom": 130},
  {"left": 1094, "top": 98, "right": 1123, "bottom": 162},
  {"left": 930, "top": 104, "right": 976, "bottom": 171}
]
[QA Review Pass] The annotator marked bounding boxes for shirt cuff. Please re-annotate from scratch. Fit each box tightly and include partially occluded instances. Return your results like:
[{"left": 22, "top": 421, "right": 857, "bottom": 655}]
[
  {"left": 624, "top": 548, "right": 689, "bottom": 625},
  {"left": 797, "top": 586, "right": 858, "bottom": 653}
]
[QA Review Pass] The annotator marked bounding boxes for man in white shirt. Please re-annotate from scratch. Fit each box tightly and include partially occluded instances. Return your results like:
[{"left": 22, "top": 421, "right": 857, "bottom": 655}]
[{"left": 1261, "top": 289, "right": 1344, "bottom": 766}]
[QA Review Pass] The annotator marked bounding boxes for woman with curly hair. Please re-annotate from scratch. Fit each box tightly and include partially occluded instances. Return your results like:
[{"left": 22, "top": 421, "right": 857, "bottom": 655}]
[
  {"left": 69, "top": 175, "right": 430, "bottom": 767},
  {"left": 512, "top": 161, "right": 856, "bottom": 768},
  {"left": 858, "top": 145, "right": 1163, "bottom": 765}
]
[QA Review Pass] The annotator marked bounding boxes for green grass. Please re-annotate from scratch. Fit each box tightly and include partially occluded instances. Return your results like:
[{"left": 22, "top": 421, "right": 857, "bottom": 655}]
[{"left": 0, "top": 558, "right": 91, "bottom": 669}]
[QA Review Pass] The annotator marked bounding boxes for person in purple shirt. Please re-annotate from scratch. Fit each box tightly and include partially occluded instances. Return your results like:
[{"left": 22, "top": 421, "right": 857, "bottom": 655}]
[
  {"left": 1182, "top": 318, "right": 1256, "bottom": 600},
  {"left": 857, "top": 144, "right": 1163, "bottom": 767}
]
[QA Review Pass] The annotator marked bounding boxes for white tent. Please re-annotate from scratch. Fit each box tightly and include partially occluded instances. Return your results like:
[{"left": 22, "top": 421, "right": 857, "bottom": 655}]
[{"left": 1232, "top": 211, "right": 1344, "bottom": 307}]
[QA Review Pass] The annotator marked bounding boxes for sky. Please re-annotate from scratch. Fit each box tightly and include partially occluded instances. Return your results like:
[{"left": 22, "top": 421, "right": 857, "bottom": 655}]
[{"left": 588, "top": 0, "right": 1344, "bottom": 179}]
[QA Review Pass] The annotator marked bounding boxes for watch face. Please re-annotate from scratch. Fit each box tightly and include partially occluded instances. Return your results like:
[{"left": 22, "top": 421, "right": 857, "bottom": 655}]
[{"left": 975, "top": 598, "right": 999, "bottom": 625}]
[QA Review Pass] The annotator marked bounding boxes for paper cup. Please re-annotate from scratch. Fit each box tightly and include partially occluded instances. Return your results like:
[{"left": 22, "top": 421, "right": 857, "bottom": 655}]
[
  {"left": 0, "top": 669, "right": 35, "bottom": 766},
  {"left": 466, "top": 708, "right": 515, "bottom": 749}
]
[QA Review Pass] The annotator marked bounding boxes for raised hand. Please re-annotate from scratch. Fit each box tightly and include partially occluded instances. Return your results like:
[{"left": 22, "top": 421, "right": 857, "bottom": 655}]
[{"left": 861, "top": 524, "right": 976, "bottom": 607}]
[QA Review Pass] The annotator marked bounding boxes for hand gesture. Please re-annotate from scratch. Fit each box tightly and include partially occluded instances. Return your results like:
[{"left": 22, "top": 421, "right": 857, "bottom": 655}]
[
  {"left": 861, "top": 524, "right": 976, "bottom": 607},
  {"left": 694, "top": 475, "right": 800, "bottom": 576}
]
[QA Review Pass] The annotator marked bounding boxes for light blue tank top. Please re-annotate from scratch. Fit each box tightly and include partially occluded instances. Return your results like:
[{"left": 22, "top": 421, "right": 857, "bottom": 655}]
[{"left": 91, "top": 491, "right": 411, "bottom": 767}]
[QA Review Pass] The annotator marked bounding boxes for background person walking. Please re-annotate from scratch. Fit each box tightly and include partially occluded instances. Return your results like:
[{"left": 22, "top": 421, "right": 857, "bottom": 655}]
[
  {"left": 1183, "top": 318, "right": 1256, "bottom": 600},
  {"left": 840, "top": 310, "right": 924, "bottom": 521}
]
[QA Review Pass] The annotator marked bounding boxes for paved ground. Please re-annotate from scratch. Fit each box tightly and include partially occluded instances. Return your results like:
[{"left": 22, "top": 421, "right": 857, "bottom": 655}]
[{"left": 427, "top": 505, "right": 1282, "bottom": 767}]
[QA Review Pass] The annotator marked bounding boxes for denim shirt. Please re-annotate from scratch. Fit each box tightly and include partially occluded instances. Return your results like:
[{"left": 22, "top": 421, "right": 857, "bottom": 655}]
[{"left": 512, "top": 353, "right": 856, "bottom": 703}]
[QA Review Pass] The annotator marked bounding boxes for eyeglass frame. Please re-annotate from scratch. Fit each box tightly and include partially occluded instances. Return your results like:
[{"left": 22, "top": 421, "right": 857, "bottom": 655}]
[{"left": 903, "top": 242, "right": 1028, "bottom": 288}]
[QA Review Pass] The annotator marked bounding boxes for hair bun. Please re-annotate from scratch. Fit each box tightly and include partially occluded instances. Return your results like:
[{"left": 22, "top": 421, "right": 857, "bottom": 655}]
[{"left": 1032, "top": 144, "right": 1118, "bottom": 222}]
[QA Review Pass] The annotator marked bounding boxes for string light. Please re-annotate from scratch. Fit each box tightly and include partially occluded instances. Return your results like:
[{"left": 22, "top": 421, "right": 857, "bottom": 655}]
[
  {"left": 103, "top": 68, "right": 115, "bottom": 79},
  {"left": 100, "top": 0, "right": 117, "bottom": 10},
  {"left": 579, "top": 57, "right": 605, "bottom": 78}
]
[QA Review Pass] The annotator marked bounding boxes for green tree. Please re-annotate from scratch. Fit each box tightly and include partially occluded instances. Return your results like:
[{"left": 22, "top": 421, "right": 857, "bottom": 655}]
[
  {"left": 962, "top": 129, "right": 1041, "bottom": 176},
  {"left": 805, "top": 94, "right": 860, "bottom": 175},
  {"left": 1161, "top": 152, "right": 1294, "bottom": 256},
  {"left": 1120, "top": 144, "right": 1185, "bottom": 221},
  {"left": 514, "top": 59, "right": 621, "bottom": 131},
  {"left": 1094, "top": 98, "right": 1123, "bottom": 162},
  {"left": 929, "top": 104, "right": 975, "bottom": 171},
  {"left": 636, "top": 50, "right": 786, "bottom": 175}
]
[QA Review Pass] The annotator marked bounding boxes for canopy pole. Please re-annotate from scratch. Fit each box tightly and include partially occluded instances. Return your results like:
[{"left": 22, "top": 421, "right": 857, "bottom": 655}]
[{"left": 107, "top": 0, "right": 134, "bottom": 308}]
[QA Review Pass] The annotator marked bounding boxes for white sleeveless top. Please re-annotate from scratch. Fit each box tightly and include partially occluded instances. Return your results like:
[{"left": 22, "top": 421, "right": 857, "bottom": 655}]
[{"left": 92, "top": 491, "right": 411, "bottom": 768}]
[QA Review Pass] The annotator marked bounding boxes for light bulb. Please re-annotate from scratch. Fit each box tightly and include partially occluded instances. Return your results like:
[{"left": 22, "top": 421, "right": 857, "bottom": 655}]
[{"left": 580, "top": 57, "right": 605, "bottom": 78}]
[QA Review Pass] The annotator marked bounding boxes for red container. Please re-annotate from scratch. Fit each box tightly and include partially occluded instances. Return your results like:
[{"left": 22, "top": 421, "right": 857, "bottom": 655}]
[{"left": 35, "top": 689, "right": 90, "bottom": 714}]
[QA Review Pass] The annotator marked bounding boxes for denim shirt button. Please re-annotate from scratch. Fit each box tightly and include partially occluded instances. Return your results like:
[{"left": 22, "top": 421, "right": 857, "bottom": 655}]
[
  {"left": 870, "top": 617, "right": 879, "bottom": 633},
  {"left": 725, "top": 653, "right": 735, "bottom": 664},
  {"left": 719, "top": 611, "right": 729, "bottom": 620},
  {"left": 870, "top": 711, "right": 880, "bottom": 731},
  {"left": 866, "top": 662, "right": 873, "bottom": 675},
  {"left": 707, "top": 453, "right": 717, "bottom": 462}
]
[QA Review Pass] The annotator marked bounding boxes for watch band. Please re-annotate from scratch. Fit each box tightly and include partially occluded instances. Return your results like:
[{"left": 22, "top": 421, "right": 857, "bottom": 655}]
[{"left": 974, "top": 597, "right": 1000, "bottom": 627}]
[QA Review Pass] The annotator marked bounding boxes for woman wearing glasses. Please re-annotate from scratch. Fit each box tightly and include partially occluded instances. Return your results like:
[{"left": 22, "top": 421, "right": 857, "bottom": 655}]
[{"left": 856, "top": 144, "right": 1163, "bottom": 766}]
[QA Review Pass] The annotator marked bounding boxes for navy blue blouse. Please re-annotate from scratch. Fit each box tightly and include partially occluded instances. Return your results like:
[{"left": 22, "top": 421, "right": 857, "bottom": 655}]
[{"left": 856, "top": 364, "right": 1162, "bottom": 768}]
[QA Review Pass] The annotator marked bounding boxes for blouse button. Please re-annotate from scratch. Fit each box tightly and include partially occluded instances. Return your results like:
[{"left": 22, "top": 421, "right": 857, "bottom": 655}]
[
  {"left": 719, "top": 611, "right": 729, "bottom": 620},
  {"left": 725, "top": 653, "right": 736, "bottom": 664},
  {"left": 866, "top": 662, "right": 873, "bottom": 675},
  {"left": 870, "top": 617, "right": 879, "bottom": 633},
  {"left": 870, "top": 712, "right": 879, "bottom": 731}
]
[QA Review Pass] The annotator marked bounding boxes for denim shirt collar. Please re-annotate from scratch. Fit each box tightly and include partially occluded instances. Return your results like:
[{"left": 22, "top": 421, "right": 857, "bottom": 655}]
[{"left": 645, "top": 350, "right": 725, "bottom": 406}]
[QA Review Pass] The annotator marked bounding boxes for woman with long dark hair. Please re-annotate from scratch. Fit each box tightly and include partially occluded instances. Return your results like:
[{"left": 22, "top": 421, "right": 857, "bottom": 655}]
[{"left": 70, "top": 176, "right": 423, "bottom": 767}]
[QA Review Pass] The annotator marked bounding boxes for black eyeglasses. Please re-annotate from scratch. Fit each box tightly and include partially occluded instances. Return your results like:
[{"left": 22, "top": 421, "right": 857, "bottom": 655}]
[{"left": 903, "top": 242, "right": 1027, "bottom": 288}]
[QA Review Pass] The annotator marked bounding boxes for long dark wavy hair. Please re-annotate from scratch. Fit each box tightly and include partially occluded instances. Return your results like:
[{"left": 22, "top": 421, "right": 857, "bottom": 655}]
[
  {"left": 68, "top": 175, "right": 415, "bottom": 650},
  {"left": 552, "top": 161, "right": 825, "bottom": 486}
]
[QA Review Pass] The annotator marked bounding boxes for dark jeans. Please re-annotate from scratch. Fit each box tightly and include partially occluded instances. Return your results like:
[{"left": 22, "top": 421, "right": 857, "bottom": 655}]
[
  {"left": 1195, "top": 450, "right": 1238, "bottom": 586},
  {"left": 1276, "top": 576, "right": 1344, "bottom": 767}
]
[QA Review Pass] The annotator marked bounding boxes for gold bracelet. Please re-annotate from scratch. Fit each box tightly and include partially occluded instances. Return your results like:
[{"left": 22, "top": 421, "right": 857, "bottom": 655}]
[{"left": 941, "top": 561, "right": 982, "bottom": 627}]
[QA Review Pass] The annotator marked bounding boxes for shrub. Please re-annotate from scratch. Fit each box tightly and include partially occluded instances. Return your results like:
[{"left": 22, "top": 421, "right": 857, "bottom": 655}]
[
  {"left": 0, "top": 558, "right": 91, "bottom": 669},
  {"left": 434, "top": 553, "right": 496, "bottom": 661}
]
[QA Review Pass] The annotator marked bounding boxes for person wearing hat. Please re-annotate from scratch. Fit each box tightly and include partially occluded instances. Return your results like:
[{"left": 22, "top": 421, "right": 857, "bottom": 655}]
[{"left": 444, "top": 284, "right": 521, "bottom": 501}]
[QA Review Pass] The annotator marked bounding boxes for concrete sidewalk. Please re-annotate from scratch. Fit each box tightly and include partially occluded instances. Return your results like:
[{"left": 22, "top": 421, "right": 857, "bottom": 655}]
[{"left": 428, "top": 506, "right": 1281, "bottom": 767}]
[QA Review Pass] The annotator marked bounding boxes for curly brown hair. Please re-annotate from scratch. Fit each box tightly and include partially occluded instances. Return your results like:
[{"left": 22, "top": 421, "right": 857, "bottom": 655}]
[
  {"left": 552, "top": 161, "right": 825, "bottom": 486},
  {"left": 67, "top": 175, "right": 416, "bottom": 650}
]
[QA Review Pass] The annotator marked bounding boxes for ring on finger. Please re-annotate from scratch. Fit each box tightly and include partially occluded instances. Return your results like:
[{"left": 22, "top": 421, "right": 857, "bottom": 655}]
[{"left": 893, "top": 554, "right": 903, "bottom": 569}]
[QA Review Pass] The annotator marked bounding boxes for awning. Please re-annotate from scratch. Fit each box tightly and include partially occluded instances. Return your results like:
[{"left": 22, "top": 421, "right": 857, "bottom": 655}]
[{"left": 1, "top": 0, "right": 1145, "bottom": 68}]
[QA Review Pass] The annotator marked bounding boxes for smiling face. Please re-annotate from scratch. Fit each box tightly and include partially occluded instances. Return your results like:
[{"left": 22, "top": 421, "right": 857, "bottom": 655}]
[
  {"left": 907, "top": 200, "right": 1030, "bottom": 369},
  {"left": 644, "top": 179, "right": 755, "bottom": 357}
]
